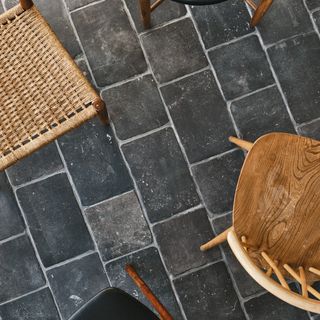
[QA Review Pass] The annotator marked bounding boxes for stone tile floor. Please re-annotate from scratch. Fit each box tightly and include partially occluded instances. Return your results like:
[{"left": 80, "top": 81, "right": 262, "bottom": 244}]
[{"left": 0, "top": 0, "right": 319, "bottom": 319}]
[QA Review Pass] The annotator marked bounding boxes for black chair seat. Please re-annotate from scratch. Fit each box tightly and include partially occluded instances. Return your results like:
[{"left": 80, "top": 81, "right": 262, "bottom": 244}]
[
  {"left": 172, "top": 0, "right": 228, "bottom": 5},
  {"left": 69, "top": 288, "right": 159, "bottom": 320}
]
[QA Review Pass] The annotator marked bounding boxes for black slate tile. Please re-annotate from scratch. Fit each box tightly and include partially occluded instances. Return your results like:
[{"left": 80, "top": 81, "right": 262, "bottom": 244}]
[
  {"left": 174, "top": 262, "right": 246, "bottom": 320},
  {"left": 299, "top": 119, "right": 320, "bottom": 140},
  {"left": 103, "top": 75, "right": 168, "bottom": 140},
  {"left": 191, "top": 0, "right": 252, "bottom": 48},
  {"left": 58, "top": 118, "right": 133, "bottom": 206},
  {"left": 17, "top": 173, "right": 94, "bottom": 267},
  {"left": 122, "top": 128, "right": 200, "bottom": 223},
  {"left": 105, "top": 247, "right": 183, "bottom": 320},
  {"left": 7, "top": 143, "right": 63, "bottom": 186},
  {"left": 125, "top": 0, "right": 187, "bottom": 33},
  {"left": 75, "top": 55, "right": 95, "bottom": 88},
  {"left": 230, "top": 86, "right": 296, "bottom": 141},
  {"left": 257, "top": 0, "right": 313, "bottom": 45},
  {"left": 268, "top": 33, "right": 320, "bottom": 124},
  {"left": 47, "top": 253, "right": 109, "bottom": 320},
  {"left": 0, "top": 173, "right": 24, "bottom": 240},
  {"left": 153, "top": 208, "right": 221, "bottom": 276},
  {"left": 244, "top": 291, "right": 310, "bottom": 320},
  {"left": 71, "top": 0, "right": 147, "bottom": 86},
  {"left": 209, "top": 35, "right": 274, "bottom": 100},
  {"left": 85, "top": 191, "right": 152, "bottom": 262},
  {"left": 141, "top": 18, "right": 208, "bottom": 83},
  {"left": 0, "top": 235, "right": 45, "bottom": 303},
  {"left": 65, "top": 0, "right": 96, "bottom": 11},
  {"left": 161, "top": 70, "right": 236, "bottom": 163},
  {"left": 192, "top": 150, "right": 244, "bottom": 216},
  {"left": 0, "top": 288, "right": 60, "bottom": 320},
  {"left": 306, "top": 0, "right": 320, "bottom": 10}
]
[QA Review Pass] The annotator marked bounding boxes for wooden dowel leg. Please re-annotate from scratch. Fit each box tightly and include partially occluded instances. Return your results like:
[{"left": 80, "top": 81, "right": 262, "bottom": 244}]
[
  {"left": 229, "top": 136, "right": 254, "bottom": 151},
  {"left": 93, "top": 98, "right": 109, "bottom": 125},
  {"left": 20, "top": 0, "right": 33, "bottom": 10},
  {"left": 200, "top": 227, "right": 233, "bottom": 252},
  {"left": 299, "top": 267, "right": 308, "bottom": 298},
  {"left": 150, "top": 0, "right": 166, "bottom": 11},
  {"left": 309, "top": 267, "right": 320, "bottom": 277},
  {"left": 250, "top": 0, "right": 273, "bottom": 27},
  {"left": 139, "top": 0, "right": 151, "bottom": 29}
]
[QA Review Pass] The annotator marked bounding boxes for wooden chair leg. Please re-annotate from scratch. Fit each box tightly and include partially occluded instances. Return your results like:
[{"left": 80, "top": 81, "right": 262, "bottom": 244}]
[
  {"left": 20, "top": 0, "right": 33, "bottom": 10},
  {"left": 93, "top": 98, "right": 109, "bottom": 125},
  {"left": 250, "top": 0, "right": 273, "bottom": 27},
  {"left": 140, "top": 0, "right": 151, "bottom": 29},
  {"left": 229, "top": 136, "right": 254, "bottom": 151},
  {"left": 200, "top": 226, "right": 233, "bottom": 252}
]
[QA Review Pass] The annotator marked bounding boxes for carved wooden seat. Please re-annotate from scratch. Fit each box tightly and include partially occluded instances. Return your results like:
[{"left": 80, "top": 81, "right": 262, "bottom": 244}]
[{"left": 201, "top": 133, "right": 320, "bottom": 313}]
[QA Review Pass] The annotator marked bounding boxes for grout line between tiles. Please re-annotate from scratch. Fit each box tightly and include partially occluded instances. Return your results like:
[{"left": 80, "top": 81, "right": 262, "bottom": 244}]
[
  {"left": 0, "top": 231, "right": 26, "bottom": 245},
  {"left": 69, "top": 0, "right": 106, "bottom": 13}
]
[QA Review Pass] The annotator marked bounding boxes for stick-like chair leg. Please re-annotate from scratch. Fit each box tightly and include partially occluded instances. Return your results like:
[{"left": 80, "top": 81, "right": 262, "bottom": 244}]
[
  {"left": 250, "top": 0, "right": 273, "bottom": 27},
  {"left": 93, "top": 98, "right": 109, "bottom": 125},
  {"left": 229, "top": 136, "right": 253, "bottom": 151},
  {"left": 140, "top": 0, "right": 151, "bottom": 29},
  {"left": 200, "top": 227, "right": 233, "bottom": 251}
]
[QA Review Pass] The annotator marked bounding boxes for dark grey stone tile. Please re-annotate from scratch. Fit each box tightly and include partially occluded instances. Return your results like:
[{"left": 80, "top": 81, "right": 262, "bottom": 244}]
[
  {"left": 212, "top": 213, "right": 265, "bottom": 298},
  {"left": 58, "top": 118, "right": 133, "bottom": 206},
  {"left": 85, "top": 191, "right": 152, "bottom": 262},
  {"left": 47, "top": 253, "right": 109, "bottom": 320},
  {"left": 75, "top": 55, "right": 95, "bottom": 88},
  {"left": 141, "top": 18, "right": 208, "bottom": 83},
  {"left": 161, "top": 70, "right": 236, "bottom": 163},
  {"left": 174, "top": 262, "right": 246, "bottom": 320},
  {"left": 209, "top": 35, "right": 274, "bottom": 100},
  {"left": 230, "top": 86, "right": 296, "bottom": 141},
  {"left": 0, "top": 235, "right": 45, "bottom": 303},
  {"left": 191, "top": 0, "right": 252, "bottom": 48},
  {"left": 105, "top": 247, "right": 183, "bottom": 320},
  {"left": 299, "top": 119, "right": 320, "bottom": 140},
  {"left": 7, "top": 143, "right": 63, "bottom": 186},
  {"left": 103, "top": 75, "right": 168, "bottom": 140},
  {"left": 71, "top": 0, "right": 147, "bottom": 86},
  {"left": 17, "top": 173, "right": 94, "bottom": 267},
  {"left": 244, "top": 291, "right": 310, "bottom": 320},
  {"left": 122, "top": 128, "right": 200, "bottom": 223},
  {"left": 125, "top": 0, "right": 186, "bottom": 33},
  {"left": 192, "top": 150, "right": 244, "bottom": 216},
  {"left": 257, "top": 0, "right": 313, "bottom": 45},
  {"left": 0, "top": 2, "right": 4, "bottom": 12},
  {"left": 0, "top": 288, "right": 60, "bottom": 320},
  {"left": 306, "top": 0, "right": 320, "bottom": 10},
  {"left": 0, "top": 173, "right": 24, "bottom": 240},
  {"left": 65, "top": 0, "right": 96, "bottom": 11},
  {"left": 313, "top": 10, "right": 320, "bottom": 29},
  {"left": 268, "top": 33, "right": 320, "bottom": 124},
  {"left": 153, "top": 208, "right": 221, "bottom": 276}
]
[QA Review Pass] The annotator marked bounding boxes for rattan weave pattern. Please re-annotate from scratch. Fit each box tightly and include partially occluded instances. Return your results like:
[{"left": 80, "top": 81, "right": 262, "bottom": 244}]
[{"left": 0, "top": 4, "right": 99, "bottom": 170}]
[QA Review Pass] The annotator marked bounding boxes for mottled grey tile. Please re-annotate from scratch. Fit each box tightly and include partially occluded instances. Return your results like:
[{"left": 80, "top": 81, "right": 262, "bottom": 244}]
[
  {"left": 161, "top": 70, "right": 236, "bottom": 163},
  {"left": 313, "top": 10, "right": 320, "bottom": 30},
  {"left": 65, "top": 0, "right": 96, "bottom": 11},
  {"left": 306, "top": 0, "right": 320, "bottom": 10},
  {"left": 141, "top": 18, "right": 208, "bottom": 83},
  {"left": 75, "top": 55, "right": 95, "bottom": 87},
  {"left": 299, "top": 119, "right": 320, "bottom": 140},
  {"left": 0, "top": 2, "right": 4, "bottom": 12}
]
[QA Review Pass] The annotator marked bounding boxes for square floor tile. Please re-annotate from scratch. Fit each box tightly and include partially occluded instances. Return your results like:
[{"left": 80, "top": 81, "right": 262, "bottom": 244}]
[
  {"left": 17, "top": 173, "right": 94, "bottom": 267},
  {"left": 257, "top": 0, "right": 313, "bottom": 45},
  {"left": 230, "top": 86, "right": 296, "bottom": 141},
  {"left": 141, "top": 18, "right": 208, "bottom": 83},
  {"left": 0, "top": 173, "right": 24, "bottom": 240},
  {"left": 85, "top": 191, "right": 152, "bottom": 261},
  {"left": 299, "top": 119, "right": 320, "bottom": 140},
  {"left": 47, "top": 253, "right": 109, "bottom": 320},
  {"left": 191, "top": 0, "right": 252, "bottom": 48},
  {"left": 0, "top": 288, "right": 60, "bottom": 320},
  {"left": 268, "top": 33, "right": 320, "bottom": 124},
  {"left": 192, "top": 150, "right": 244, "bottom": 216},
  {"left": 0, "top": 235, "right": 45, "bottom": 303},
  {"left": 153, "top": 208, "right": 221, "bottom": 276},
  {"left": 7, "top": 143, "right": 63, "bottom": 186},
  {"left": 209, "top": 35, "right": 274, "bottom": 100},
  {"left": 103, "top": 75, "right": 168, "bottom": 140},
  {"left": 174, "top": 262, "right": 246, "bottom": 320},
  {"left": 161, "top": 70, "right": 236, "bottom": 163},
  {"left": 122, "top": 128, "right": 200, "bottom": 223},
  {"left": 71, "top": 0, "right": 147, "bottom": 86},
  {"left": 106, "top": 247, "right": 183, "bottom": 320},
  {"left": 125, "top": 0, "right": 186, "bottom": 33},
  {"left": 58, "top": 118, "right": 133, "bottom": 206},
  {"left": 306, "top": 0, "right": 320, "bottom": 10}
]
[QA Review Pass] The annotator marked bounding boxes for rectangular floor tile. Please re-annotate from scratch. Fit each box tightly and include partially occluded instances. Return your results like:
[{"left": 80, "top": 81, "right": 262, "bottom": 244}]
[
  {"left": 268, "top": 33, "right": 320, "bottom": 124},
  {"left": 299, "top": 119, "right": 320, "bottom": 140},
  {"left": 0, "top": 288, "right": 60, "bottom": 320},
  {"left": 173, "top": 262, "right": 246, "bottom": 320},
  {"left": 153, "top": 208, "right": 221, "bottom": 276},
  {"left": 0, "top": 173, "right": 24, "bottom": 240},
  {"left": 161, "top": 70, "right": 236, "bottom": 163},
  {"left": 122, "top": 128, "right": 200, "bottom": 223},
  {"left": 231, "top": 86, "right": 296, "bottom": 141},
  {"left": 103, "top": 75, "right": 168, "bottom": 140},
  {"left": 58, "top": 118, "right": 133, "bottom": 206},
  {"left": 191, "top": 0, "right": 252, "bottom": 48},
  {"left": 85, "top": 191, "right": 152, "bottom": 261},
  {"left": 0, "top": 235, "right": 45, "bottom": 302},
  {"left": 141, "top": 18, "right": 208, "bottom": 83},
  {"left": 17, "top": 173, "right": 94, "bottom": 267},
  {"left": 47, "top": 253, "right": 109, "bottom": 320},
  {"left": 306, "top": 0, "right": 320, "bottom": 10},
  {"left": 209, "top": 35, "right": 274, "bottom": 100},
  {"left": 71, "top": 0, "right": 147, "bottom": 86},
  {"left": 105, "top": 247, "right": 183, "bottom": 320},
  {"left": 192, "top": 150, "right": 244, "bottom": 216}
]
